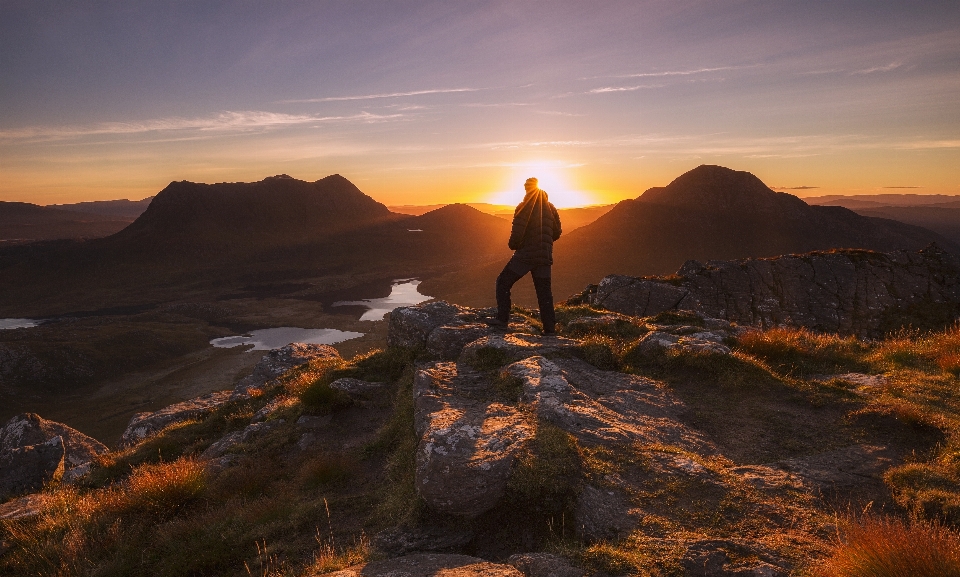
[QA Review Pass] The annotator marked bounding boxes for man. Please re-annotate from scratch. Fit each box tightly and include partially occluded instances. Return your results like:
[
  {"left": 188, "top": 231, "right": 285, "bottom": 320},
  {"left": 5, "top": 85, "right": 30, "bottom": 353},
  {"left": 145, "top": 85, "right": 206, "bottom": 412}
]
[{"left": 488, "top": 177, "right": 561, "bottom": 334}]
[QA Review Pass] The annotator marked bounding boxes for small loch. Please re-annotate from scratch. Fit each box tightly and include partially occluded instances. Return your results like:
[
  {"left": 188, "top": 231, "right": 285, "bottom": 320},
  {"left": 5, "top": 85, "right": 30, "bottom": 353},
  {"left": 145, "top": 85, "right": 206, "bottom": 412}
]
[
  {"left": 332, "top": 278, "right": 432, "bottom": 321},
  {"left": 0, "top": 318, "right": 42, "bottom": 329},
  {"left": 210, "top": 327, "right": 364, "bottom": 351}
]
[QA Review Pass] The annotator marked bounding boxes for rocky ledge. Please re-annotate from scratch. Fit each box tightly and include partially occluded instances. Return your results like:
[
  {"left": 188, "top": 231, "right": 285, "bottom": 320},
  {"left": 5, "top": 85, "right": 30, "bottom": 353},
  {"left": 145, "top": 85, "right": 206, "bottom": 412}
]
[{"left": 578, "top": 245, "right": 960, "bottom": 337}]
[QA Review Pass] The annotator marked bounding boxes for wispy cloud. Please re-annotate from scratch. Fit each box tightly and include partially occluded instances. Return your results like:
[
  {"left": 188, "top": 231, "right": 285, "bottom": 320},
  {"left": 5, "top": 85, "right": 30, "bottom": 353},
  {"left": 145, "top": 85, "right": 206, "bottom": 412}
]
[
  {"left": 462, "top": 102, "right": 531, "bottom": 108},
  {"left": 882, "top": 186, "right": 921, "bottom": 189},
  {"left": 851, "top": 62, "right": 903, "bottom": 75},
  {"left": 588, "top": 85, "right": 646, "bottom": 94},
  {"left": 534, "top": 110, "right": 584, "bottom": 116},
  {"left": 611, "top": 65, "right": 750, "bottom": 79},
  {"left": 773, "top": 186, "right": 820, "bottom": 190},
  {"left": 278, "top": 88, "right": 480, "bottom": 104},
  {"left": 0, "top": 110, "right": 405, "bottom": 142}
]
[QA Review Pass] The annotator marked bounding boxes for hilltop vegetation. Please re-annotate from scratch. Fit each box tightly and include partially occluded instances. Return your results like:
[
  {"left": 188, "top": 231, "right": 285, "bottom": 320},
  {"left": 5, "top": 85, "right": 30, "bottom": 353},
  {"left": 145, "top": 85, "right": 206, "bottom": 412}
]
[{"left": 4, "top": 300, "right": 960, "bottom": 576}]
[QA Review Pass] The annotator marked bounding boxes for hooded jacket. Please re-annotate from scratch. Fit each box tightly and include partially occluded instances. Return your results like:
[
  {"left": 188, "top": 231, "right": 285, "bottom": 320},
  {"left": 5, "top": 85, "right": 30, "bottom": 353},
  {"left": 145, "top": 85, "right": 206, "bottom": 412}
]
[{"left": 508, "top": 188, "right": 562, "bottom": 266}]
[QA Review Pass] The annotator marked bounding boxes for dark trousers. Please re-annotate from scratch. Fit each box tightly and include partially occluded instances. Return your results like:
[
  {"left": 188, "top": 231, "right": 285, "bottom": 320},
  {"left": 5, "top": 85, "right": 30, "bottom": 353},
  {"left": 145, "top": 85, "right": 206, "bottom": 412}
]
[{"left": 496, "top": 263, "right": 556, "bottom": 333}]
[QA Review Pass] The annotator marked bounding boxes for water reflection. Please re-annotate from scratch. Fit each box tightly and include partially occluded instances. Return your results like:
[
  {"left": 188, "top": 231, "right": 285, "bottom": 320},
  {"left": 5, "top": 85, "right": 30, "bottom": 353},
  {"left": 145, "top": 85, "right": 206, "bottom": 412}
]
[
  {"left": 332, "top": 279, "right": 432, "bottom": 321},
  {"left": 210, "top": 327, "right": 364, "bottom": 351},
  {"left": 0, "top": 318, "right": 41, "bottom": 329}
]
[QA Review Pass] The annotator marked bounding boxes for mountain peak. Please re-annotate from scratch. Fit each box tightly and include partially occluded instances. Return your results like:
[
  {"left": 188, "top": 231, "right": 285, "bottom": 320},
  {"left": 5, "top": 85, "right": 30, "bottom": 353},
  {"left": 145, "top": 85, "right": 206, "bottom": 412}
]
[{"left": 638, "top": 165, "right": 807, "bottom": 213}]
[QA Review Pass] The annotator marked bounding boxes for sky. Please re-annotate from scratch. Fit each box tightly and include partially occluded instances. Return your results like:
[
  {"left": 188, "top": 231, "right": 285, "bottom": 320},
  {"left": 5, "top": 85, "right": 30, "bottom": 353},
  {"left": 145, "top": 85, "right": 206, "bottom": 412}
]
[{"left": 1, "top": 1, "right": 958, "bottom": 208}]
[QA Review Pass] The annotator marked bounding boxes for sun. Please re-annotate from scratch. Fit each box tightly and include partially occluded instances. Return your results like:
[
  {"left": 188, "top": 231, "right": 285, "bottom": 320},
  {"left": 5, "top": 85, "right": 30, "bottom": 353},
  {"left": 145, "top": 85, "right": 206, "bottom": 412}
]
[{"left": 486, "top": 161, "right": 593, "bottom": 209}]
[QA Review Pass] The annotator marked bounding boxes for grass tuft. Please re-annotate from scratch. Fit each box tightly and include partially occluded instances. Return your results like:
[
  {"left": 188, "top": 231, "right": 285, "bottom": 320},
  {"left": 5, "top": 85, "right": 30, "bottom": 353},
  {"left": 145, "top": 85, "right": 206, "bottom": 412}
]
[
  {"left": 124, "top": 458, "right": 207, "bottom": 515},
  {"left": 815, "top": 515, "right": 960, "bottom": 577}
]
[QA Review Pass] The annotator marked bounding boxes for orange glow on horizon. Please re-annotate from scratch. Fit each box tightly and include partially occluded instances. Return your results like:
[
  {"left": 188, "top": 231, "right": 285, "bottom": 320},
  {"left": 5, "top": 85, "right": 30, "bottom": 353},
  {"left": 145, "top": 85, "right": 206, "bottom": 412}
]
[{"left": 484, "top": 161, "right": 595, "bottom": 209}]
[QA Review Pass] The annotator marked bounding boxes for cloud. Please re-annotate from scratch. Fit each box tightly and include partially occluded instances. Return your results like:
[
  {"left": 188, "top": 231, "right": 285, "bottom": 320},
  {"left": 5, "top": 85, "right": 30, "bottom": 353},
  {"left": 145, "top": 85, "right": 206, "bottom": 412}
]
[
  {"left": 462, "top": 102, "right": 531, "bottom": 108},
  {"left": 882, "top": 186, "right": 921, "bottom": 189},
  {"left": 278, "top": 88, "right": 480, "bottom": 104},
  {"left": 614, "top": 65, "right": 749, "bottom": 78},
  {"left": 584, "top": 66, "right": 752, "bottom": 81},
  {"left": 851, "top": 62, "right": 903, "bottom": 75},
  {"left": 0, "top": 110, "right": 405, "bottom": 141},
  {"left": 773, "top": 186, "right": 820, "bottom": 190},
  {"left": 588, "top": 85, "right": 645, "bottom": 94},
  {"left": 533, "top": 110, "right": 584, "bottom": 116}
]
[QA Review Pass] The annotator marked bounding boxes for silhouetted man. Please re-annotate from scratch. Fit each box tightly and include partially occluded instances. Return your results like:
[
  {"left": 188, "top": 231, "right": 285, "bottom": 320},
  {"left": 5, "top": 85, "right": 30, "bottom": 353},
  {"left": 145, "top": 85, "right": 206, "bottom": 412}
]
[{"left": 488, "top": 177, "right": 561, "bottom": 334}]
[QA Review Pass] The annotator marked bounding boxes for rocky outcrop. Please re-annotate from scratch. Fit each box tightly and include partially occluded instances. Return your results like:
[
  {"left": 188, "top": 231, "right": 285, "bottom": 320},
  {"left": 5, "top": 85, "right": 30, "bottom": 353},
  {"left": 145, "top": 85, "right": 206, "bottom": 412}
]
[
  {"left": 388, "top": 301, "right": 538, "bottom": 360},
  {"left": 588, "top": 245, "right": 960, "bottom": 336},
  {"left": 0, "top": 413, "right": 108, "bottom": 469},
  {"left": 0, "top": 413, "right": 109, "bottom": 495},
  {"left": 0, "top": 436, "right": 64, "bottom": 497},
  {"left": 232, "top": 343, "right": 341, "bottom": 398},
  {"left": 322, "top": 553, "right": 523, "bottom": 577},
  {"left": 414, "top": 362, "right": 534, "bottom": 517},
  {"left": 120, "top": 391, "right": 231, "bottom": 448}
]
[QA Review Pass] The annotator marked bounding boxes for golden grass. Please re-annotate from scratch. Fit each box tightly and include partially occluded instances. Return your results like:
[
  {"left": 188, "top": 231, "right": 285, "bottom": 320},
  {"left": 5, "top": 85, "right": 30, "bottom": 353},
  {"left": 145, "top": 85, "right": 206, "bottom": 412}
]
[
  {"left": 815, "top": 515, "right": 960, "bottom": 577},
  {"left": 124, "top": 458, "right": 206, "bottom": 514},
  {"left": 736, "top": 327, "right": 869, "bottom": 375},
  {"left": 870, "top": 325, "right": 960, "bottom": 374}
]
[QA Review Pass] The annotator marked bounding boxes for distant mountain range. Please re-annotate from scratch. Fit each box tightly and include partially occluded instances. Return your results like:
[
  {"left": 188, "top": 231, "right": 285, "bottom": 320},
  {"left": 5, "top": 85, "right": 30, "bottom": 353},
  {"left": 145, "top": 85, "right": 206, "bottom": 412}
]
[
  {"left": 1, "top": 167, "right": 957, "bottom": 315},
  {"left": 0, "top": 202, "right": 136, "bottom": 245},
  {"left": 390, "top": 202, "right": 614, "bottom": 233},
  {"left": 50, "top": 197, "right": 155, "bottom": 218}
]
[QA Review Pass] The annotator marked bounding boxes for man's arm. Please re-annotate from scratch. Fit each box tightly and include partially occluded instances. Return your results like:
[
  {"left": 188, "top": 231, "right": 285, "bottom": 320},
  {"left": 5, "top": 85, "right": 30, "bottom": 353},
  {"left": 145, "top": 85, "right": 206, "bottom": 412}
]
[{"left": 551, "top": 203, "right": 562, "bottom": 241}]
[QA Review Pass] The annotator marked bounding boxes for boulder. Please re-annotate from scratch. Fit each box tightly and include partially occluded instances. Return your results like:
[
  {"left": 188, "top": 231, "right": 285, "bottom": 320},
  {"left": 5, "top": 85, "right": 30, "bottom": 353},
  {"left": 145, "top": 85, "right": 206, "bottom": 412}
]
[
  {"left": 631, "top": 330, "right": 731, "bottom": 356},
  {"left": 426, "top": 323, "right": 491, "bottom": 360},
  {"left": 507, "top": 553, "right": 585, "bottom": 577},
  {"left": 388, "top": 301, "right": 470, "bottom": 349},
  {"left": 0, "top": 413, "right": 108, "bottom": 469},
  {"left": 0, "top": 413, "right": 108, "bottom": 493},
  {"left": 322, "top": 553, "right": 523, "bottom": 577},
  {"left": 0, "top": 436, "right": 64, "bottom": 497},
  {"left": 0, "top": 493, "right": 48, "bottom": 520},
  {"left": 458, "top": 333, "right": 579, "bottom": 370},
  {"left": 232, "top": 343, "right": 341, "bottom": 398},
  {"left": 414, "top": 362, "right": 534, "bottom": 518},
  {"left": 120, "top": 391, "right": 231, "bottom": 448},
  {"left": 329, "top": 377, "right": 386, "bottom": 399}
]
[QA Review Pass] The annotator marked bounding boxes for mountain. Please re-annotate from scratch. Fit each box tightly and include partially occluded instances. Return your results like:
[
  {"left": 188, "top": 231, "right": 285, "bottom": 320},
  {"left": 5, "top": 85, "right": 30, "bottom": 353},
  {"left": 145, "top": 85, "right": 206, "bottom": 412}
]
[
  {"left": 548, "top": 165, "right": 959, "bottom": 300},
  {"left": 50, "top": 197, "right": 154, "bottom": 219},
  {"left": 0, "top": 202, "right": 134, "bottom": 244},
  {"left": 107, "top": 174, "right": 394, "bottom": 256}
]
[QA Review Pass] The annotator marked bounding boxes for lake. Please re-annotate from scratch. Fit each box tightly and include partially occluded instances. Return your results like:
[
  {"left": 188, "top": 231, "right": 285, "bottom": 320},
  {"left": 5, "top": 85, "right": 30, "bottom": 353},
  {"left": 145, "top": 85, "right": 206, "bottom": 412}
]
[
  {"left": 0, "top": 318, "right": 42, "bottom": 329},
  {"left": 210, "top": 327, "right": 364, "bottom": 351},
  {"left": 332, "top": 278, "right": 432, "bottom": 321}
]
